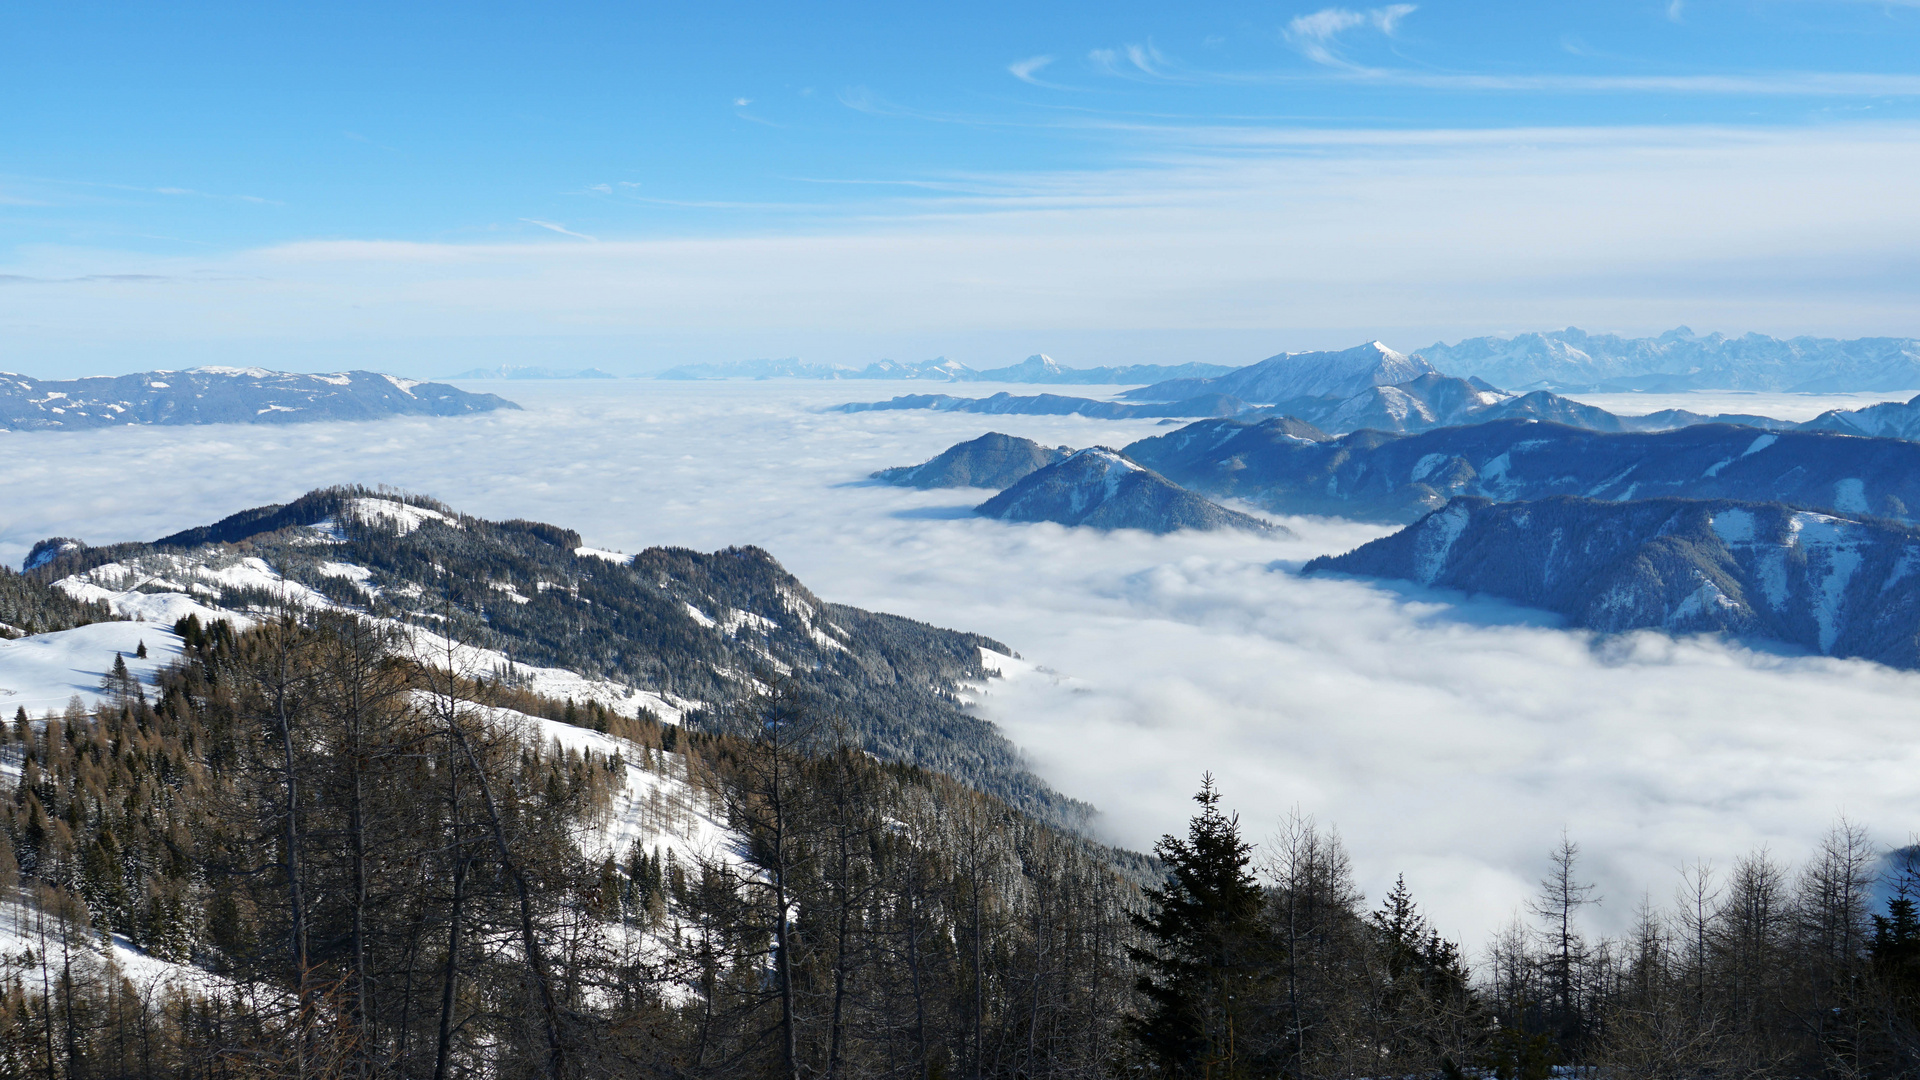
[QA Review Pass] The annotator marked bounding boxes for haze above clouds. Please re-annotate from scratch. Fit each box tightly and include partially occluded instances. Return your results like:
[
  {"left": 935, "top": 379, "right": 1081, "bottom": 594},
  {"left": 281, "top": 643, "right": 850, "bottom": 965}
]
[{"left": 5, "top": 381, "right": 1917, "bottom": 948}]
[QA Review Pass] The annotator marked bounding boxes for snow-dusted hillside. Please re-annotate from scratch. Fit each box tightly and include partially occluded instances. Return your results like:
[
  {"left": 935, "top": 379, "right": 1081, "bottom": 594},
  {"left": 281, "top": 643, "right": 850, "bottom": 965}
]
[
  {"left": 1128, "top": 417, "right": 1920, "bottom": 524},
  {"left": 0, "top": 650, "right": 748, "bottom": 997},
  {"left": 0, "top": 622, "right": 182, "bottom": 718},
  {"left": 1305, "top": 495, "right": 1920, "bottom": 669},
  {"left": 1121, "top": 341, "right": 1438, "bottom": 404},
  {"left": 0, "top": 367, "right": 517, "bottom": 430},
  {"left": 975, "top": 448, "right": 1284, "bottom": 535},
  {"left": 15, "top": 485, "right": 1077, "bottom": 825}
]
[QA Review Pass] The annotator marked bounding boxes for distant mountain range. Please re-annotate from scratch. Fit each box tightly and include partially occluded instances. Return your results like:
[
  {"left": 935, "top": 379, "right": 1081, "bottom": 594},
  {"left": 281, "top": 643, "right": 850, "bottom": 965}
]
[
  {"left": 1415, "top": 327, "right": 1920, "bottom": 392},
  {"left": 838, "top": 391, "right": 1255, "bottom": 421},
  {"left": 657, "top": 353, "right": 1238, "bottom": 384},
  {"left": 838, "top": 343, "right": 1804, "bottom": 438},
  {"left": 975, "top": 448, "right": 1282, "bottom": 535},
  {"left": 1305, "top": 496, "right": 1920, "bottom": 669},
  {"left": 1127, "top": 418, "right": 1920, "bottom": 524},
  {"left": 449, "top": 365, "right": 617, "bottom": 379},
  {"left": 490, "top": 329, "right": 1920, "bottom": 392},
  {"left": 0, "top": 368, "right": 518, "bottom": 430}
]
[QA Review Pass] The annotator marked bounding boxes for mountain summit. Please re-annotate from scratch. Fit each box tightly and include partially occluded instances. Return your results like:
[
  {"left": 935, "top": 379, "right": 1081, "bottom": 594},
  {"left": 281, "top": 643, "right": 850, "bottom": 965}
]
[
  {"left": 873, "top": 432, "right": 1072, "bottom": 489},
  {"left": 975, "top": 448, "right": 1284, "bottom": 535},
  {"left": 1123, "top": 342, "right": 1439, "bottom": 404}
]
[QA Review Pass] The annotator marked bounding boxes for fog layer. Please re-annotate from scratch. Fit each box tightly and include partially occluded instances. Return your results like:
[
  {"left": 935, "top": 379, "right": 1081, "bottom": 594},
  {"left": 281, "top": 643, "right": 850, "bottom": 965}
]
[{"left": 3, "top": 380, "right": 1915, "bottom": 946}]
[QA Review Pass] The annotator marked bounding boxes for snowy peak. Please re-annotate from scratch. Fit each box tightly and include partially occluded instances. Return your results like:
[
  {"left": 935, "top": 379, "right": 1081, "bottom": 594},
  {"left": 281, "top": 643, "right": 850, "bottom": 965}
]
[
  {"left": 1306, "top": 495, "right": 1920, "bottom": 670},
  {"left": 1121, "top": 340, "right": 1441, "bottom": 405},
  {"left": 975, "top": 448, "right": 1284, "bottom": 535}
]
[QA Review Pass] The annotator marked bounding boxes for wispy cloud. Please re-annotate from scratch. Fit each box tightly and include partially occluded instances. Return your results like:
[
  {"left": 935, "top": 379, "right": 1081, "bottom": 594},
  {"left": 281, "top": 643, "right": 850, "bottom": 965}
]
[
  {"left": 1009, "top": 55, "right": 1056, "bottom": 86},
  {"left": 1285, "top": 4, "right": 1417, "bottom": 66},
  {"left": 1089, "top": 43, "right": 1181, "bottom": 81},
  {"left": 518, "top": 218, "right": 597, "bottom": 241}
]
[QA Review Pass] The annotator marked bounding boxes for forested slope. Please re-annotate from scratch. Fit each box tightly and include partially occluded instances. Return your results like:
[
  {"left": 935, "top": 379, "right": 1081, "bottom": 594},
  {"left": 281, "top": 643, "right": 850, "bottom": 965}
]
[{"left": 26, "top": 485, "right": 1084, "bottom": 827}]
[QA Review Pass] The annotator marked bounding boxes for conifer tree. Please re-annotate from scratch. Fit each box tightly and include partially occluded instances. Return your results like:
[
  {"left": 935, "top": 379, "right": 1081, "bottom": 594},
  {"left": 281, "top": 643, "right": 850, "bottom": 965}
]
[{"left": 1127, "top": 775, "right": 1269, "bottom": 1079}]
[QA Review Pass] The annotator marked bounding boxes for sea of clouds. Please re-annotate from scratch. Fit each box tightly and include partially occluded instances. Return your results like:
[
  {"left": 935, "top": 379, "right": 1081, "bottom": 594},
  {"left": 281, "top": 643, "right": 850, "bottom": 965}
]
[{"left": 4, "top": 379, "right": 1919, "bottom": 951}]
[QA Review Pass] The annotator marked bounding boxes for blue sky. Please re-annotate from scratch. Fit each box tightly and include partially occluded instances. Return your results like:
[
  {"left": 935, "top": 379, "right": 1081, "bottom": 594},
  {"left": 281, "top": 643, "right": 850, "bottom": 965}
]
[{"left": 6, "top": 1, "right": 1920, "bottom": 375}]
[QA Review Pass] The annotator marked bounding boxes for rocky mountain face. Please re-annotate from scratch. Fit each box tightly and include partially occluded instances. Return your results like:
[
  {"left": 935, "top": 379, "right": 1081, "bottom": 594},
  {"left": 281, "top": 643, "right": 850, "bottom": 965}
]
[
  {"left": 1415, "top": 327, "right": 1920, "bottom": 392},
  {"left": 26, "top": 486, "right": 1085, "bottom": 825},
  {"left": 1128, "top": 418, "right": 1920, "bottom": 524},
  {"left": 1122, "top": 342, "right": 1437, "bottom": 404},
  {"left": 873, "top": 432, "right": 1072, "bottom": 489},
  {"left": 1801, "top": 393, "right": 1920, "bottom": 440},
  {"left": 974, "top": 449, "right": 1284, "bottom": 535},
  {"left": 1305, "top": 495, "right": 1920, "bottom": 669},
  {"left": 0, "top": 368, "right": 518, "bottom": 429}
]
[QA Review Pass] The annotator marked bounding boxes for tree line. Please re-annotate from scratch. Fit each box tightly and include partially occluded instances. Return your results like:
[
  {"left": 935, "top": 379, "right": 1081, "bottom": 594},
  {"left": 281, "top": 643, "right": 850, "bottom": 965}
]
[{"left": 0, "top": 610, "right": 1916, "bottom": 1077}]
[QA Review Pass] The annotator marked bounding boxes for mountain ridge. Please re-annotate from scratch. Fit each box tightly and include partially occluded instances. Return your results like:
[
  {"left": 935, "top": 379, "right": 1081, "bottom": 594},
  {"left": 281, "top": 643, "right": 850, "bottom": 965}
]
[
  {"left": 23, "top": 485, "right": 1086, "bottom": 826},
  {"left": 975, "top": 448, "right": 1284, "bottom": 535},
  {"left": 0, "top": 367, "right": 518, "bottom": 429},
  {"left": 1304, "top": 495, "right": 1920, "bottom": 669}
]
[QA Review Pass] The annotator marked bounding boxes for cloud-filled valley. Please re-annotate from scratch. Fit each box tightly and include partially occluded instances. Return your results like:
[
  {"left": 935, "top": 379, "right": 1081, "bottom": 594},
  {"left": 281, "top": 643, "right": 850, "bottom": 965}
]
[{"left": 5, "top": 379, "right": 1920, "bottom": 950}]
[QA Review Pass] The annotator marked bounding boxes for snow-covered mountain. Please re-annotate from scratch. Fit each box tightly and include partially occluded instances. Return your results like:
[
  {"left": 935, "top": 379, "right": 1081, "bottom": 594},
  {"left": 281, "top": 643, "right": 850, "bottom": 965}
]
[
  {"left": 1800, "top": 393, "right": 1920, "bottom": 440},
  {"left": 872, "top": 432, "right": 1073, "bottom": 489},
  {"left": 1121, "top": 342, "right": 1438, "bottom": 404},
  {"left": 0, "top": 367, "right": 518, "bottom": 429},
  {"left": 837, "top": 390, "right": 1252, "bottom": 420},
  {"left": 660, "top": 353, "right": 1238, "bottom": 384},
  {"left": 1129, "top": 417, "right": 1920, "bottom": 524},
  {"left": 18, "top": 486, "right": 1082, "bottom": 825},
  {"left": 1305, "top": 496, "right": 1920, "bottom": 669},
  {"left": 974, "top": 448, "right": 1284, "bottom": 535},
  {"left": 969, "top": 354, "right": 1238, "bottom": 384},
  {"left": 841, "top": 372, "right": 1792, "bottom": 439},
  {"left": 1415, "top": 327, "right": 1920, "bottom": 392}
]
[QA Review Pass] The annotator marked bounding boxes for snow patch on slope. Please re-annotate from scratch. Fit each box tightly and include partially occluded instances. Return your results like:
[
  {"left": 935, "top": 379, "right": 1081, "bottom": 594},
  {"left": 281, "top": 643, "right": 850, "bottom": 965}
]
[
  {"left": 1413, "top": 504, "right": 1471, "bottom": 585},
  {"left": 348, "top": 497, "right": 458, "bottom": 535},
  {"left": 0, "top": 624, "right": 183, "bottom": 718}
]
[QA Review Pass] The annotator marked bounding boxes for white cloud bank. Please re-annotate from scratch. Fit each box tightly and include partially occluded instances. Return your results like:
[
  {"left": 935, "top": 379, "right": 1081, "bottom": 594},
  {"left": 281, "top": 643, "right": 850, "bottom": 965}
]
[
  {"left": 5, "top": 123, "right": 1920, "bottom": 373},
  {"left": 2, "top": 380, "right": 1916, "bottom": 951}
]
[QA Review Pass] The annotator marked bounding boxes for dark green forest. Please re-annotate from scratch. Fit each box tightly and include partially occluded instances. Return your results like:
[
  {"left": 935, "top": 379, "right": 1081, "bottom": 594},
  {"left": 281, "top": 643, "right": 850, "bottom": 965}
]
[{"left": 0, "top": 610, "right": 1917, "bottom": 1077}]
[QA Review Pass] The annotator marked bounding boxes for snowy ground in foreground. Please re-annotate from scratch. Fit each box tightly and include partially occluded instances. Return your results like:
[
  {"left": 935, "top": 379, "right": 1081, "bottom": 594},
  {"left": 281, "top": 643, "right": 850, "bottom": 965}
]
[{"left": 3, "top": 380, "right": 1920, "bottom": 949}]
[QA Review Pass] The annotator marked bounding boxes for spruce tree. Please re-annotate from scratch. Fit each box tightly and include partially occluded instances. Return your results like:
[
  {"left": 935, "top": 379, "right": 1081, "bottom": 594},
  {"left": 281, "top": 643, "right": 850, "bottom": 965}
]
[{"left": 1127, "top": 775, "right": 1270, "bottom": 1079}]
